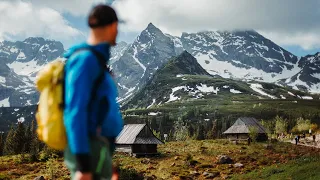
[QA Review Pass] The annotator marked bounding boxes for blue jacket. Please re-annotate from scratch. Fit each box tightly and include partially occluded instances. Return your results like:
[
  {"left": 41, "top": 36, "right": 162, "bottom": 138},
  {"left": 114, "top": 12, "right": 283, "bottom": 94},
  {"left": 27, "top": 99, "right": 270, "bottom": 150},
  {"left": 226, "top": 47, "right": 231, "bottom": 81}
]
[{"left": 63, "top": 43, "right": 123, "bottom": 155}]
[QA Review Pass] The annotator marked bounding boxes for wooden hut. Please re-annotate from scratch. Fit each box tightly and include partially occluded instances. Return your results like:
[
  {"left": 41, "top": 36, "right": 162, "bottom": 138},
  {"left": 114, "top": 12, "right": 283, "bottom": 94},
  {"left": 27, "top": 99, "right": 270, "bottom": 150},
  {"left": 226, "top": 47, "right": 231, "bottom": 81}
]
[
  {"left": 223, "top": 117, "right": 268, "bottom": 141},
  {"left": 116, "top": 124, "right": 164, "bottom": 156}
]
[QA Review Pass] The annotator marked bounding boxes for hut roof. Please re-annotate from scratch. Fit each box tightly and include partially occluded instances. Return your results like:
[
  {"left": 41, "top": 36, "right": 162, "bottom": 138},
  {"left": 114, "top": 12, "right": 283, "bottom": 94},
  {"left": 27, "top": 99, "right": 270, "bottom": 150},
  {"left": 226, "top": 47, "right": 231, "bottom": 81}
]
[
  {"left": 116, "top": 124, "right": 164, "bottom": 145},
  {"left": 223, "top": 117, "right": 267, "bottom": 134}
]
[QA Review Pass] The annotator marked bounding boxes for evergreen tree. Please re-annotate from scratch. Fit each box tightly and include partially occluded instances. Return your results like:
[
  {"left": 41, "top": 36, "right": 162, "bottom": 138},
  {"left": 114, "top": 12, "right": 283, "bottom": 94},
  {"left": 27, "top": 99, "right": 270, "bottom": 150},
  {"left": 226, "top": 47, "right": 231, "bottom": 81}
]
[
  {"left": 174, "top": 118, "right": 190, "bottom": 141},
  {"left": 14, "top": 122, "right": 26, "bottom": 154},
  {"left": 195, "top": 124, "right": 205, "bottom": 140},
  {"left": 0, "top": 132, "right": 3, "bottom": 156},
  {"left": 206, "top": 120, "right": 217, "bottom": 139},
  {"left": 25, "top": 123, "right": 32, "bottom": 153},
  {"left": 4, "top": 122, "right": 27, "bottom": 155},
  {"left": 4, "top": 125, "right": 16, "bottom": 155}
]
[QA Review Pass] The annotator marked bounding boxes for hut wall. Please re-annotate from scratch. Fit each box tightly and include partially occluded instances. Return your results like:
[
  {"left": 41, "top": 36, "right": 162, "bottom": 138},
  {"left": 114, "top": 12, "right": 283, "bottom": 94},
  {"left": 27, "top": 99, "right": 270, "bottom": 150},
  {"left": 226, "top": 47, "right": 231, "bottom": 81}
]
[
  {"left": 116, "top": 145, "right": 132, "bottom": 153},
  {"left": 132, "top": 144, "right": 158, "bottom": 154},
  {"left": 226, "top": 134, "right": 249, "bottom": 139},
  {"left": 226, "top": 134, "right": 268, "bottom": 141},
  {"left": 226, "top": 134, "right": 238, "bottom": 139}
]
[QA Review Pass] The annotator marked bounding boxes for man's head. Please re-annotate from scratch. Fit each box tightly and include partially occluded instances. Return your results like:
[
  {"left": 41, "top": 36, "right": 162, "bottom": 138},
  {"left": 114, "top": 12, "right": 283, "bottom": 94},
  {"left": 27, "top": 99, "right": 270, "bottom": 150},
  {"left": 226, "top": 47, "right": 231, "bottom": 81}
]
[{"left": 88, "top": 4, "right": 119, "bottom": 46}]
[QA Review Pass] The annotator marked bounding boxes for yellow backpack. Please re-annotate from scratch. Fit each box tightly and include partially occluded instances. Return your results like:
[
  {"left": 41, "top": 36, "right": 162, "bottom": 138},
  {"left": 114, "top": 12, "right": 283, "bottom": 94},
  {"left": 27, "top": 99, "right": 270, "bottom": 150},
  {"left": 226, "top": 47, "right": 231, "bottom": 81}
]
[
  {"left": 35, "top": 49, "right": 106, "bottom": 150},
  {"left": 35, "top": 59, "right": 66, "bottom": 150}
]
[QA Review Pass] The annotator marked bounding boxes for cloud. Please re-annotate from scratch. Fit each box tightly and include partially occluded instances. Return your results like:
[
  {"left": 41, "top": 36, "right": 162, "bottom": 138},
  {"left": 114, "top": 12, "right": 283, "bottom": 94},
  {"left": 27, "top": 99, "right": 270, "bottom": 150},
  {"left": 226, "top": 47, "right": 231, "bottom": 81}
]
[
  {"left": 22, "top": 0, "right": 107, "bottom": 16},
  {"left": 113, "top": 0, "right": 320, "bottom": 50},
  {"left": 0, "top": 1, "right": 83, "bottom": 47}
]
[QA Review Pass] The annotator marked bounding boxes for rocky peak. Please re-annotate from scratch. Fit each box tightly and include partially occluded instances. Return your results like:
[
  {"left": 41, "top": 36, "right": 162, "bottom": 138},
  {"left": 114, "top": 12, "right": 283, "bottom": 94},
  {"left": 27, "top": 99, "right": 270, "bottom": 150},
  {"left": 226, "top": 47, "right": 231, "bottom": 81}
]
[{"left": 163, "top": 51, "right": 211, "bottom": 76}]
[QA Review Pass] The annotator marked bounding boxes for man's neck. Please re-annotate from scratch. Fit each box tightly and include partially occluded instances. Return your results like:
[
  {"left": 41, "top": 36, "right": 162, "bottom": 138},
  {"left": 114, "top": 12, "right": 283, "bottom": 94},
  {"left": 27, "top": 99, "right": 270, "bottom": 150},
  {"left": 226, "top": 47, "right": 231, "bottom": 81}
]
[{"left": 87, "top": 31, "right": 111, "bottom": 46}]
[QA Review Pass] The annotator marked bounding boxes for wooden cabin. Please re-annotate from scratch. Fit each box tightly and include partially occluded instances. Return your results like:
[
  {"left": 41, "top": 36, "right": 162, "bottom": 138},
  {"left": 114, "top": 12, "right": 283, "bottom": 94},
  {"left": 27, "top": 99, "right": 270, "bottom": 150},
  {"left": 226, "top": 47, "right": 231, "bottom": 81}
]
[
  {"left": 116, "top": 124, "right": 164, "bottom": 156},
  {"left": 223, "top": 117, "right": 268, "bottom": 141}
]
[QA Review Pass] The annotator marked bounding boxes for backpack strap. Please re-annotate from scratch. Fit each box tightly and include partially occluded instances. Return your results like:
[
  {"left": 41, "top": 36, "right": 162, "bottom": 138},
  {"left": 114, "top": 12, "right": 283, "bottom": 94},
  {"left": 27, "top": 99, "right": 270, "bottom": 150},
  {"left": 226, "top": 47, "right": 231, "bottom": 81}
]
[{"left": 85, "top": 49, "right": 108, "bottom": 127}]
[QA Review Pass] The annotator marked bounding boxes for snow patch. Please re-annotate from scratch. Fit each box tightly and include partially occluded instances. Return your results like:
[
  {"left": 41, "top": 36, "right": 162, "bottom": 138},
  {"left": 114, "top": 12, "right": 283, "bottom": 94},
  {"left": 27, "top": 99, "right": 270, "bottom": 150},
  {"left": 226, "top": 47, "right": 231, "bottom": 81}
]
[
  {"left": 0, "top": 76, "right": 5, "bottom": 84},
  {"left": 25, "top": 100, "right": 32, "bottom": 106},
  {"left": 196, "top": 54, "right": 301, "bottom": 82},
  {"left": 250, "top": 83, "right": 277, "bottom": 99},
  {"left": 118, "top": 83, "right": 129, "bottom": 90},
  {"left": 167, "top": 86, "right": 186, "bottom": 103},
  {"left": 280, "top": 95, "right": 286, "bottom": 99},
  {"left": 230, "top": 89, "right": 242, "bottom": 94},
  {"left": 148, "top": 112, "right": 160, "bottom": 116},
  {"left": 252, "top": 42, "right": 269, "bottom": 51},
  {"left": 0, "top": 98, "right": 10, "bottom": 107},
  {"left": 288, "top": 91, "right": 295, "bottom": 96},
  {"left": 196, "top": 84, "right": 219, "bottom": 94},
  {"left": 147, "top": 99, "right": 156, "bottom": 109},
  {"left": 302, "top": 96, "right": 313, "bottom": 100},
  {"left": 16, "top": 52, "right": 26, "bottom": 60},
  {"left": 311, "top": 73, "right": 320, "bottom": 79},
  {"left": 10, "top": 47, "right": 18, "bottom": 53},
  {"left": 17, "top": 117, "right": 25, "bottom": 123},
  {"left": 132, "top": 46, "right": 146, "bottom": 78},
  {"left": 8, "top": 59, "right": 42, "bottom": 76}
]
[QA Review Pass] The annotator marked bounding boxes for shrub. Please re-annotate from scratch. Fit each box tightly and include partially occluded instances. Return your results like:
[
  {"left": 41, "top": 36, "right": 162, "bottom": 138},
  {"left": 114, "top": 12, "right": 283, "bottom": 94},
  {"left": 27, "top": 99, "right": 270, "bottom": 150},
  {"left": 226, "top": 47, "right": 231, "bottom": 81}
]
[{"left": 249, "top": 127, "right": 258, "bottom": 142}]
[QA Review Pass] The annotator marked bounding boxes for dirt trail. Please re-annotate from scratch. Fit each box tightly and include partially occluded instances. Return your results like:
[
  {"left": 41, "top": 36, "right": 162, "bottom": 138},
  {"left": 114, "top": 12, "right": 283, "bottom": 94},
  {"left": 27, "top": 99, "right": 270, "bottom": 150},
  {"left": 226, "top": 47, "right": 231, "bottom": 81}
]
[{"left": 289, "top": 134, "right": 320, "bottom": 148}]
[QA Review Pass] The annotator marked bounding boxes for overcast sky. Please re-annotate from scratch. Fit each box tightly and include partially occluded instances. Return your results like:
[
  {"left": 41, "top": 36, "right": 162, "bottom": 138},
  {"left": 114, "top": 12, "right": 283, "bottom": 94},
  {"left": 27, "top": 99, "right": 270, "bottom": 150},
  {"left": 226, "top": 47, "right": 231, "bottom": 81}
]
[{"left": 0, "top": 0, "right": 319, "bottom": 57}]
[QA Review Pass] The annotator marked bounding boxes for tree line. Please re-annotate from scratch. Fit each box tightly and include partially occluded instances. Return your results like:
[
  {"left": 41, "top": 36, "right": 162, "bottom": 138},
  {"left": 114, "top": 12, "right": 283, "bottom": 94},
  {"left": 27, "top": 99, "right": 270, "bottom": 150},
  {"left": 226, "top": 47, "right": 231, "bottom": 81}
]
[{"left": 0, "top": 120, "right": 57, "bottom": 161}]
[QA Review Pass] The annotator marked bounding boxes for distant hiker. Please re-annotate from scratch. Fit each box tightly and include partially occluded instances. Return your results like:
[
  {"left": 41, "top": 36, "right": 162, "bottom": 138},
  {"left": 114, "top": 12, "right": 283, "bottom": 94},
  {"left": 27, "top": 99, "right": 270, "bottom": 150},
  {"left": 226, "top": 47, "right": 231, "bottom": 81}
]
[
  {"left": 313, "top": 134, "right": 316, "bottom": 143},
  {"left": 297, "top": 135, "right": 300, "bottom": 142},
  {"left": 63, "top": 4, "right": 123, "bottom": 180},
  {"left": 295, "top": 136, "right": 298, "bottom": 145},
  {"left": 248, "top": 137, "right": 251, "bottom": 145}
]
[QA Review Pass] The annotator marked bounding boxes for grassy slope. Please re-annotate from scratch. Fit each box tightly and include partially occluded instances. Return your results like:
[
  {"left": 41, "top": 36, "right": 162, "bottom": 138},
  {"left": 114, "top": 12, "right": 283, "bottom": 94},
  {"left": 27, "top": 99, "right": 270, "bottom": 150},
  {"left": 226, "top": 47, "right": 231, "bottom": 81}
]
[
  {"left": 0, "top": 155, "right": 68, "bottom": 180},
  {"left": 1, "top": 140, "right": 319, "bottom": 179},
  {"left": 232, "top": 156, "right": 320, "bottom": 180},
  {"left": 114, "top": 140, "right": 320, "bottom": 179},
  {"left": 124, "top": 74, "right": 320, "bottom": 125}
]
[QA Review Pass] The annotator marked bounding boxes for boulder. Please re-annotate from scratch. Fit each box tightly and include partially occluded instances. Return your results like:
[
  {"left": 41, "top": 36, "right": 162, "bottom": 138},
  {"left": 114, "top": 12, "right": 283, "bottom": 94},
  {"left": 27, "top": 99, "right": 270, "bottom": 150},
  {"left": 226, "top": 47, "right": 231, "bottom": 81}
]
[
  {"left": 203, "top": 171, "right": 220, "bottom": 179},
  {"left": 141, "top": 158, "right": 151, "bottom": 164},
  {"left": 234, "top": 163, "right": 244, "bottom": 168},
  {"left": 190, "top": 171, "right": 200, "bottom": 176},
  {"left": 34, "top": 176, "right": 45, "bottom": 180},
  {"left": 217, "top": 155, "right": 233, "bottom": 164}
]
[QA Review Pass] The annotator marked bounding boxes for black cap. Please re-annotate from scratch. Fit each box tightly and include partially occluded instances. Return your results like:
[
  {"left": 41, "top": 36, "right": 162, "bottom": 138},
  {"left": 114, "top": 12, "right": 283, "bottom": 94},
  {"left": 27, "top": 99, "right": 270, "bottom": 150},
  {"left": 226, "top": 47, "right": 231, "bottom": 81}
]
[{"left": 88, "top": 4, "right": 119, "bottom": 28}]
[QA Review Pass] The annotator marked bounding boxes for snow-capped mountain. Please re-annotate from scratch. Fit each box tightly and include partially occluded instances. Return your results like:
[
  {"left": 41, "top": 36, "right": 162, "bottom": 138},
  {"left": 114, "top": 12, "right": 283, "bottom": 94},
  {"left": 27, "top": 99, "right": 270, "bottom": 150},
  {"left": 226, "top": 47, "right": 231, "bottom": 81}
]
[
  {"left": 0, "top": 37, "right": 133, "bottom": 107},
  {"left": 282, "top": 52, "right": 320, "bottom": 93},
  {"left": 125, "top": 50, "right": 318, "bottom": 109},
  {"left": 113, "top": 23, "right": 176, "bottom": 100},
  {"left": 0, "top": 37, "right": 64, "bottom": 107},
  {"left": 1, "top": 37, "right": 64, "bottom": 81},
  {"left": 178, "top": 31, "right": 300, "bottom": 82},
  {"left": 110, "top": 41, "right": 129, "bottom": 64},
  {"left": 113, "top": 23, "right": 319, "bottom": 102}
]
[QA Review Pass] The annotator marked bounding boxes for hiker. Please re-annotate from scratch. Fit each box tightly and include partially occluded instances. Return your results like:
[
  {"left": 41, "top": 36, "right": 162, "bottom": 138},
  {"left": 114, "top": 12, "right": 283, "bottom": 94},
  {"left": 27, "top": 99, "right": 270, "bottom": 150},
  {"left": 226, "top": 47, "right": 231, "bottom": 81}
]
[
  {"left": 63, "top": 4, "right": 123, "bottom": 180},
  {"left": 295, "top": 135, "right": 298, "bottom": 145},
  {"left": 297, "top": 135, "right": 300, "bottom": 142},
  {"left": 313, "top": 134, "right": 316, "bottom": 143}
]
